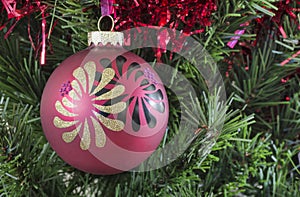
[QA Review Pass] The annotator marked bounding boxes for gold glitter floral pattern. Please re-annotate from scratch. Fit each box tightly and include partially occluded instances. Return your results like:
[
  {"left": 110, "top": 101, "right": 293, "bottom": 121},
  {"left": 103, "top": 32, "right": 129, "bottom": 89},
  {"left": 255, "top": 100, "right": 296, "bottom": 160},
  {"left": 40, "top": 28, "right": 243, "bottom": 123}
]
[{"left": 53, "top": 61, "right": 126, "bottom": 150}]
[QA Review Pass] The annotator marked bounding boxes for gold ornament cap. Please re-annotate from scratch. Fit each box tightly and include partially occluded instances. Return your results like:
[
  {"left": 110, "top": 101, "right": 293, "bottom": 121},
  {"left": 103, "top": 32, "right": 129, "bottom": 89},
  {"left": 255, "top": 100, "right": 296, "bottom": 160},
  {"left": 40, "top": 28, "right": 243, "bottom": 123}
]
[
  {"left": 88, "top": 31, "right": 124, "bottom": 46},
  {"left": 88, "top": 15, "right": 124, "bottom": 46}
]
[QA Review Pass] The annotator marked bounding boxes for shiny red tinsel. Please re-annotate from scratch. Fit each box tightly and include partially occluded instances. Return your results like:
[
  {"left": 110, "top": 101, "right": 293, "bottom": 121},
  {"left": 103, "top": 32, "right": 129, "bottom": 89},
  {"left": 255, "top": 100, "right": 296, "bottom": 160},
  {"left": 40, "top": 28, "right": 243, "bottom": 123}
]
[
  {"left": 114, "top": 0, "right": 217, "bottom": 34},
  {"left": 1, "top": 0, "right": 47, "bottom": 64},
  {"left": 1, "top": 0, "right": 217, "bottom": 64},
  {"left": 112, "top": 0, "right": 217, "bottom": 60}
]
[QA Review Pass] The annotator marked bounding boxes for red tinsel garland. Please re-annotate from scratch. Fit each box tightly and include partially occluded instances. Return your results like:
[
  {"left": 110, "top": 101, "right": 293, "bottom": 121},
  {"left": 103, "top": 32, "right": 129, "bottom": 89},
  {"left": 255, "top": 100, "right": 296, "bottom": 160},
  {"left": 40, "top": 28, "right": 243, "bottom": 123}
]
[
  {"left": 1, "top": 0, "right": 47, "bottom": 65},
  {"left": 114, "top": 0, "right": 217, "bottom": 34},
  {"left": 1, "top": 0, "right": 217, "bottom": 63},
  {"left": 114, "top": 0, "right": 217, "bottom": 61}
]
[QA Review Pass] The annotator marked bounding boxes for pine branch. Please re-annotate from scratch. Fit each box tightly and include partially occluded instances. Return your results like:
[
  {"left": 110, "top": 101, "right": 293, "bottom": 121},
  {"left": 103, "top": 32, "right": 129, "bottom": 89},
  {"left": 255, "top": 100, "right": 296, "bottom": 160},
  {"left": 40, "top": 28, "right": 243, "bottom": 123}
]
[
  {"left": 0, "top": 95, "right": 68, "bottom": 196},
  {"left": 0, "top": 33, "right": 47, "bottom": 107},
  {"left": 0, "top": 0, "right": 299, "bottom": 196}
]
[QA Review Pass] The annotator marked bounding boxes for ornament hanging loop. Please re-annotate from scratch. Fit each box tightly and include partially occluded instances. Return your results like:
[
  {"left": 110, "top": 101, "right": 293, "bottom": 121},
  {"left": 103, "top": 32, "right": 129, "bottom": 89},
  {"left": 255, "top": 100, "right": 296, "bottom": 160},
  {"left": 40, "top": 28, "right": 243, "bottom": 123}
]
[{"left": 97, "top": 15, "right": 115, "bottom": 31}]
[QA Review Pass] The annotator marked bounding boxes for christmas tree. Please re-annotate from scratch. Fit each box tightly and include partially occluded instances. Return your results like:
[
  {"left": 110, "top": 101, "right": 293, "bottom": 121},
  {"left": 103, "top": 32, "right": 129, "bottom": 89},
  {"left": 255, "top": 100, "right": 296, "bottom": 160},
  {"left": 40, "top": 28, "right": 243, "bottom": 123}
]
[{"left": 0, "top": 0, "right": 299, "bottom": 196}]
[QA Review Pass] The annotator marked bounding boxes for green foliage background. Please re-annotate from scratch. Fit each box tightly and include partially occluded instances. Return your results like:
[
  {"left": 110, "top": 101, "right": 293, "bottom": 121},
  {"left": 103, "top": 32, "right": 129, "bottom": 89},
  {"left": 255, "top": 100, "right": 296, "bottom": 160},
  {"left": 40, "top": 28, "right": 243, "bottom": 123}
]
[{"left": 0, "top": 0, "right": 300, "bottom": 196}]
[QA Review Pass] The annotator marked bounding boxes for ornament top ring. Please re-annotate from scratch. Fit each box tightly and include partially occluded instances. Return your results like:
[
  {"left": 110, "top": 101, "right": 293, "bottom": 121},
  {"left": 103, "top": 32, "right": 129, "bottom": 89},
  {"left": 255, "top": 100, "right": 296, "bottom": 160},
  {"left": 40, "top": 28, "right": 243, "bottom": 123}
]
[{"left": 97, "top": 15, "right": 115, "bottom": 31}]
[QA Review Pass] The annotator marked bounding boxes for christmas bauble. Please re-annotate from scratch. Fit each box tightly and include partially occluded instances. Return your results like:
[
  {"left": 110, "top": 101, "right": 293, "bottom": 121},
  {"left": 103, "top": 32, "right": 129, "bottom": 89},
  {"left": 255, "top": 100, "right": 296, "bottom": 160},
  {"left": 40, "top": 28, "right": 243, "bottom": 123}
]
[{"left": 40, "top": 34, "right": 169, "bottom": 175}]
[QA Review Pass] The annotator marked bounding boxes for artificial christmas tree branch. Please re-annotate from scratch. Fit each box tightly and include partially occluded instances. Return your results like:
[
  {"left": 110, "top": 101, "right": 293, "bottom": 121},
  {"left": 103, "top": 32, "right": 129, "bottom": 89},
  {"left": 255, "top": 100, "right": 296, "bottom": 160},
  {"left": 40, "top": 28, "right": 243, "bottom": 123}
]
[{"left": 1, "top": 0, "right": 300, "bottom": 196}]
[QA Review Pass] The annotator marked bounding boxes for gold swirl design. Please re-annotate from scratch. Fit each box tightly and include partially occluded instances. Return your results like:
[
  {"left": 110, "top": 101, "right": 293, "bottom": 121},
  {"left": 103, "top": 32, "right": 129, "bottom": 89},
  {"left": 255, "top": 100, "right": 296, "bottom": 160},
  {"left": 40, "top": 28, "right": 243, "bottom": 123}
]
[{"left": 53, "top": 61, "right": 126, "bottom": 150}]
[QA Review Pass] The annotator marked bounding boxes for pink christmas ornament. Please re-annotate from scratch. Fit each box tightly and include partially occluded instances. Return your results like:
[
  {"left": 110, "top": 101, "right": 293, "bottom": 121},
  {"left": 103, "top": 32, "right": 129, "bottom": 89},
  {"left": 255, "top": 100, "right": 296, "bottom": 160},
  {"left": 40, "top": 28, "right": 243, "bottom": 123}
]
[{"left": 40, "top": 30, "right": 169, "bottom": 175}]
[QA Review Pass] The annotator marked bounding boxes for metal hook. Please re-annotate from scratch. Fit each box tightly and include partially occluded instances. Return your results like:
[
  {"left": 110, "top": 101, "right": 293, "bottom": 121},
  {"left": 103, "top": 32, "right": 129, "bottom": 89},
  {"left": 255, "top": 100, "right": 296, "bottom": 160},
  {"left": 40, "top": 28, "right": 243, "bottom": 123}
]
[{"left": 97, "top": 15, "right": 114, "bottom": 31}]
